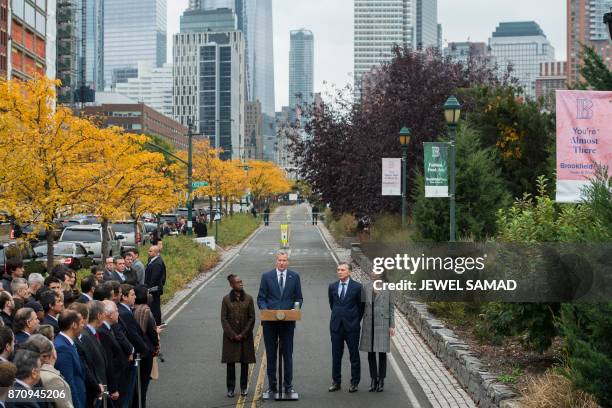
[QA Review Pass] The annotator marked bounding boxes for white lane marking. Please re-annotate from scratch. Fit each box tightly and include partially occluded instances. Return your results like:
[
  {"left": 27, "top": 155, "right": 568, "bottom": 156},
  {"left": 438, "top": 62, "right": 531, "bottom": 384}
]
[{"left": 315, "top": 224, "right": 423, "bottom": 408}]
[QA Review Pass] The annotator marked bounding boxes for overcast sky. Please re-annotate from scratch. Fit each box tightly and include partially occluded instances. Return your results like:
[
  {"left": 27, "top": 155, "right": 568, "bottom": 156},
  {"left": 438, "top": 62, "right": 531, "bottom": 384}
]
[{"left": 168, "top": 0, "right": 566, "bottom": 112}]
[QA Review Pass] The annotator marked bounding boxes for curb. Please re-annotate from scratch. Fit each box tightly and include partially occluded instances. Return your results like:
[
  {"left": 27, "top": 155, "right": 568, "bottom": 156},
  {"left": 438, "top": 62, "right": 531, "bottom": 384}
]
[{"left": 351, "top": 245, "right": 523, "bottom": 408}]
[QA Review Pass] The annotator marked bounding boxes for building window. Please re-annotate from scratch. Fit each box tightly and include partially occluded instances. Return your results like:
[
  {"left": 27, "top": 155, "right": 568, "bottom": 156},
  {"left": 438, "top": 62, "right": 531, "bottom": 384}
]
[
  {"left": 35, "top": 0, "right": 44, "bottom": 11},
  {"left": 12, "top": 0, "right": 24, "bottom": 19},
  {"left": 35, "top": 10, "right": 45, "bottom": 34},
  {"left": 24, "top": 2, "right": 35, "bottom": 27}
]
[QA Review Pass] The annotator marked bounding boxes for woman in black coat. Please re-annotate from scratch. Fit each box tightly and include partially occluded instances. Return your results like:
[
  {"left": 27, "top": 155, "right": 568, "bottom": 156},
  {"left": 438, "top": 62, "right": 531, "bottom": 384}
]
[
  {"left": 134, "top": 285, "right": 160, "bottom": 408},
  {"left": 221, "top": 274, "right": 255, "bottom": 398}
]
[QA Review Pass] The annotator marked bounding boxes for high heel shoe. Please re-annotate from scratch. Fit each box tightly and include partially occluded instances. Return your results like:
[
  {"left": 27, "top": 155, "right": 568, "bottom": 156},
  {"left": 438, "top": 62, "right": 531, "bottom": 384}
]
[
  {"left": 376, "top": 378, "right": 384, "bottom": 392},
  {"left": 368, "top": 378, "right": 378, "bottom": 392}
]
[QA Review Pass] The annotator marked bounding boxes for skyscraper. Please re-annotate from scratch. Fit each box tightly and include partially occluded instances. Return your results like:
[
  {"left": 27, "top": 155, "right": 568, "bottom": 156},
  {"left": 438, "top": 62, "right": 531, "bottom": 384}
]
[
  {"left": 416, "top": 0, "right": 437, "bottom": 50},
  {"left": 75, "top": 0, "right": 104, "bottom": 93},
  {"left": 188, "top": 0, "right": 275, "bottom": 119},
  {"left": 567, "top": 0, "right": 612, "bottom": 85},
  {"left": 57, "top": 0, "right": 78, "bottom": 105},
  {"left": 489, "top": 21, "right": 555, "bottom": 99},
  {"left": 245, "top": 0, "right": 275, "bottom": 117},
  {"left": 354, "top": 0, "right": 416, "bottom": 92},
  {"left": 103, "top": 0, "right": 167, "bottom": 88},
  {"left": 289, "top": 29, "right": 314, "bottom": 115},
  {"left": 173, "top": 30, "right": 246, "bottom": 161}
]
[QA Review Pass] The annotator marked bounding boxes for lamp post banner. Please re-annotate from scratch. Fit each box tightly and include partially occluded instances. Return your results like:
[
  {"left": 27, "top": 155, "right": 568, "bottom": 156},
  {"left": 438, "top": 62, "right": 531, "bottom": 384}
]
[
  {"left": 424, "top": 142, "right": 449, "bottom": 198},
  {"left": 382, "top": 158, "right": 402, "bottom": 196},
  {"left": 556, "top": 90, "right": 612, "bottom": 202}
]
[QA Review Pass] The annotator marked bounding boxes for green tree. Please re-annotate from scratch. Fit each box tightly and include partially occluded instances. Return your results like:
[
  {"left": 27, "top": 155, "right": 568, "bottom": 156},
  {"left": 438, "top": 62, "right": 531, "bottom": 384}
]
[
  {"left": 578, "top": 45, "right": 612, "bottom": 91},
  {"left": 412, "top": 124, "right": 511, "bottom": 241},
  {"left": 459, "top": 86, "right": 555, "bottom": 198}
]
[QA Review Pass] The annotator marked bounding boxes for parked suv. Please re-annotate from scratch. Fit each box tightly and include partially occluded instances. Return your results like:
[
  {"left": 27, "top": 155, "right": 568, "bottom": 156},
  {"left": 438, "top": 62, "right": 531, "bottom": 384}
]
[
  {"left": 110, "top": 221, "right": 144, "bottom": 251},
  {"left": 0, "top": 241, "right": 45, "bottom": 276},
  {"left": 59, "top": 225, "right": 123, "bottom": 263}
]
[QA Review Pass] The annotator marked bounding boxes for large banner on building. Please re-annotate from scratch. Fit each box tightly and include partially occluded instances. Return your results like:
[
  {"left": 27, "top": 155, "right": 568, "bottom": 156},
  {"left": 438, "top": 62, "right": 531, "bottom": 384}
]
[
  {"left": 556, "top": 90, "right": 612, "bottom": 202},
  {"left": 381, "top": 158, "right": 401, "bottom": 196},
  {"left": 424, "top": 142, "right": 449, "bottom": 198}
]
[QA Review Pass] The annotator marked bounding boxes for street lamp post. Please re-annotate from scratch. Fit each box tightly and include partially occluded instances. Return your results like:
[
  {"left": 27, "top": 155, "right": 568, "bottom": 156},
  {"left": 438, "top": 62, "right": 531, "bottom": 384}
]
[
  {"left": 187, "top": 120, "right": 194, "bottom": 236},
  {"left": 399, "top": 127, "right": 411, "bottom": 229},
  {"left": 443, "top": 96, "right": 462, "bottom": 242}
]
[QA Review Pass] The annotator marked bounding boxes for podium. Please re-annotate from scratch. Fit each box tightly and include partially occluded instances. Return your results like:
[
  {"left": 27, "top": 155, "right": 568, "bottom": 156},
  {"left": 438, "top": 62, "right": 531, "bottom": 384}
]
[{"left": 261, "top": 309, "right": 301, "bottom": 401}]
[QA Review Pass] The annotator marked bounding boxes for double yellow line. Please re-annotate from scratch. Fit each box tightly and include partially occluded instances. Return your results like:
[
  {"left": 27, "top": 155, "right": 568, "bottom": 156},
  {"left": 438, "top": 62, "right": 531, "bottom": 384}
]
[{"left": 235, "top": 325, "right": 267, "bottom": 408}]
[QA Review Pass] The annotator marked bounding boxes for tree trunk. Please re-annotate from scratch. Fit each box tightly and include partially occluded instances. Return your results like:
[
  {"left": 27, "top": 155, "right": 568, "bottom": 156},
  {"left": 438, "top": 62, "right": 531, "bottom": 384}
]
[
  {"left": 209, "top": 196, "right": 214, "bottom": 226},
  {"left": 46, "top": 224, "right": 55, "bottom": 273},
  {"left": 133, "top": 219, "right": 139, "bottom": 248},
  {"left": 101, "top": 217, "right": 110, "bottom": 259}
]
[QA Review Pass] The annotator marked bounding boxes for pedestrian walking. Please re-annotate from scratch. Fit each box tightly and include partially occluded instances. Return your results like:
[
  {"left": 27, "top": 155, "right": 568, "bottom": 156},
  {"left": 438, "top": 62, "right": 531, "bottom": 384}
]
[
  {"left": 194, "top": 216, "right": 208, "bottom": 238},
  {"left": 311, "top": 205, "right": 320, "bottom": 225},
  {"left": 359, "top": 273, "right": 395, "bottom": 392},
  {"left": 263, "top": 206, "right": 270, "bottom": 226},
  {"left": 221, "top": 274, "right": 255, "bottom": 398},
  {"left": 327, "top": 262, "right": 364, "bottom": 393},
  {"left": 250, "top": 206, "right": 257, "bottom": 218}
]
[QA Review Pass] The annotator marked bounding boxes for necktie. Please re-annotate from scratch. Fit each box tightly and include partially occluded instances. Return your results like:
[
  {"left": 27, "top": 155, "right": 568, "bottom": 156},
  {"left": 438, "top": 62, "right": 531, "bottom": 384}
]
[
  {"left": 95, "top": 332, "right": 100, "bottom": 342},
  {"left": 279, "top": 273, "right": 285, "bottom": 294},
  {"left": 340, "top": 283, "right": 347, "bottom": 300}
]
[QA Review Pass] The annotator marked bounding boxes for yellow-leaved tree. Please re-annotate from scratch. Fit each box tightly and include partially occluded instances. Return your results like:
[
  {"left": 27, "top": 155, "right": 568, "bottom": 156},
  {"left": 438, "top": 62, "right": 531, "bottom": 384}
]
[
  {"left": 247, "top": 160, "right": 292, "bottom": 207},
  {"left": 0, "top": 76, "right": 123, "bottom": 270},
  {"left": 81, "top": 130, "right": 183, "bottom": 257}
]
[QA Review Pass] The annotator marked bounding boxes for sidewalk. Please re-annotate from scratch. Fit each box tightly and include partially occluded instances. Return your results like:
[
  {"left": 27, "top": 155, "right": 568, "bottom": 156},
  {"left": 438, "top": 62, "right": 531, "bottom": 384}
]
[{"left": 317, "top": 221, "right": 477, "bottom": 408}]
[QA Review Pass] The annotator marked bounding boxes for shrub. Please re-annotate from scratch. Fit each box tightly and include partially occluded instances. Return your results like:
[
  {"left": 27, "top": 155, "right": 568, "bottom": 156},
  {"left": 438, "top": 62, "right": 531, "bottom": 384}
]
[{"left": 522, "top": 370, "right": 600, "bottom": 408}]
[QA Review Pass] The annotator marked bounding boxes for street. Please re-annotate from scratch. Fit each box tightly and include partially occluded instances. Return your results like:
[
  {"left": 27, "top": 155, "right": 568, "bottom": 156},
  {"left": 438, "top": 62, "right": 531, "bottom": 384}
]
[{"left": 148, "top": 204, "right": 430, "bottom": 408}]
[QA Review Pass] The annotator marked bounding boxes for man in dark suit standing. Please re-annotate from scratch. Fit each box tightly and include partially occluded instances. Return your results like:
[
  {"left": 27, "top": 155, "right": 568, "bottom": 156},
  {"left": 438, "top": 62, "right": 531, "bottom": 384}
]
[
  {"left": 257, "top": 250, "right": 303, "bottom": 395},
  {"left": 144, "top": 245, "right": 165, "bottom": 326},
  {"left": 77, "top": 276, "right": 96, "bottom": 304},
  {"left": 118, "top": 284, "right": 149, "bottom": 408},
  {"left": 54, "top": 310, "right": 86, "bottom": 408},
  {"left": 5, "top": 349, "right": 42, "bottom": 408},
  {"left": 328, "top": 262, "right": 364, "bottom": 393},
  {"left": 40, "top": 291, "right": 62, "bottom": 337},
  {"left": 99, "top": 300, "right": 129, "bottom": 406}
]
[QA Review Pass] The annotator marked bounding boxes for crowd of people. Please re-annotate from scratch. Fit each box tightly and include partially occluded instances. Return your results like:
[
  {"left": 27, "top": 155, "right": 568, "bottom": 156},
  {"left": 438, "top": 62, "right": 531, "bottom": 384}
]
[{"left": 0, "top": 243, "right": 167, "bottom": 408}]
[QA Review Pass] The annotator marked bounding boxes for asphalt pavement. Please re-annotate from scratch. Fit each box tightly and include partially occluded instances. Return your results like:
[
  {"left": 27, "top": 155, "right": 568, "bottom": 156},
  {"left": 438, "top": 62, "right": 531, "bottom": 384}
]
[{"left": 148, "top": 204, "right": 430, "bottom": 408}]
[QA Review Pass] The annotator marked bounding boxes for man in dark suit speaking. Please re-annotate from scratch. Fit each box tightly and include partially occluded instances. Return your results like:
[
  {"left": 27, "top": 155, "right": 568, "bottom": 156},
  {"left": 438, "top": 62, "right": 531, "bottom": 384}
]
[
  {"left": 328, "top": 262, "right": 364, "bottom": 393},
  {"left": 257, "top": 250, "right": 303, "bottom": 395}
]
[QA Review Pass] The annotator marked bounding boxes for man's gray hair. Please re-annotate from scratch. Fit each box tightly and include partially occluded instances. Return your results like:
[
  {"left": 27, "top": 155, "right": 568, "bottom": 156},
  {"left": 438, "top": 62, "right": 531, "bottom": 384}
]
[
  {"left": 338, "top": 262, "right": 353, "bottom": 272},
  {"left": 10, "top": 278, "right": 28, "bottom": 294},
  {"left": 275, "top": 249, "right": 289, "bottom": 258},
  {"left": 27, "top": 273, "right": 44, "bottom": 285},
  {"left": 102, "top": 300, "right": 117, "bottom": 315},
  {"left": 113, "top": 256, "right": 123, "bottom": 264},
  {"left": 88, "top": 300, "right": 106, "bottom": 323},
  {"left": 13, "top": 349, "right": 40, "bottom": 380},
  {"left": 24, "top": 334, "right": 54, "bottom": 355}
]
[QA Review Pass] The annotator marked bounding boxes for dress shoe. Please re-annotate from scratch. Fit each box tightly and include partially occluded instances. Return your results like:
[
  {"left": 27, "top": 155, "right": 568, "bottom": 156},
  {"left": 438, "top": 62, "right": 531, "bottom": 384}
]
[
  {"left": 266, "top": 384, "right": 277, "bottom": 394},
  {"left": 349, "top": 384, "right": 358, "bottom": 393},
  {"left": 227, "top": 389, "right": 235, "bottom": 398},
  {"left": 376, "top": 379, "right": 385, "bottom": 392},
  {"left": 284, "top": 387, "right": 295, "bottom": 394},
  {"left": 368, "top": 378, "right": 378, "bottom": 392},
  {"left": 240, "top": 389, "right": 248, "bottom": 396},
  {"left": 328, "top": 383, "right": 341, "bottom": 392}
]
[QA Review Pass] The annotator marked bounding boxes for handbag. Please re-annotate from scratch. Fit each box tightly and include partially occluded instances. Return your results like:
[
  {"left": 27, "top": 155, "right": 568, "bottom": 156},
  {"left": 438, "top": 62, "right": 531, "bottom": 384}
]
[{"left": 150, "top": 356, "right": 159, "bottom": 380}]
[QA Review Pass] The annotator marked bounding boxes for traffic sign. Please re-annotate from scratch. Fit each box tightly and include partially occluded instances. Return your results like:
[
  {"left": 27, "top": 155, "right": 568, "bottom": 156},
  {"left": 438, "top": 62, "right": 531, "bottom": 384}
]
[{"left": 192, "top": 181, "right": 209, "bottom": 188}]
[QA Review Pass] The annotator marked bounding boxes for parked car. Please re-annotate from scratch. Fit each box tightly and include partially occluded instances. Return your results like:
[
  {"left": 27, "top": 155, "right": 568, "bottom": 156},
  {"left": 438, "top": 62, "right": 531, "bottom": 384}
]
[
  {"left": 143, "top": 222, "right": 159, "bottom": 244},
  {"left": 33, "top": 242, "right": 95, "bottom": 271},
  {"left": 58, "top": 225, "right": 123, "bottom": 263},
  {"left": 0, "top": 241, "right": 45, "bottom": 276},
  {"left": 176, "top": 208, "right": 190, "bottom": 220},
  {"left": 59, "top": 216, "right": 95, "bottom": 230},
  {"left": 158, "top": 214, "right": 179, "bottom": 229},
  {"left": 110, "top": 221, "right": 145, "bottom": 251},
  {"left": 18, "top": 222, "right": 63, "bottom": 244}
]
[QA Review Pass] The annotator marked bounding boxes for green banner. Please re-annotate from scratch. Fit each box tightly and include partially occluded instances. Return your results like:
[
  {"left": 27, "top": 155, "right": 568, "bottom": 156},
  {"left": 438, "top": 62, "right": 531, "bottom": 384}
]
[{"left": 424, "top": 142, "right": 448, "bottom": 198}]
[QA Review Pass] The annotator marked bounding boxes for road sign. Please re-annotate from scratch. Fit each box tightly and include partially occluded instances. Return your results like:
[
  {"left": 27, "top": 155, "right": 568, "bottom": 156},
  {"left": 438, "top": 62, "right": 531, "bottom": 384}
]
[{"left": 192, "top": 181, "right": 209, "bottom": 188}]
